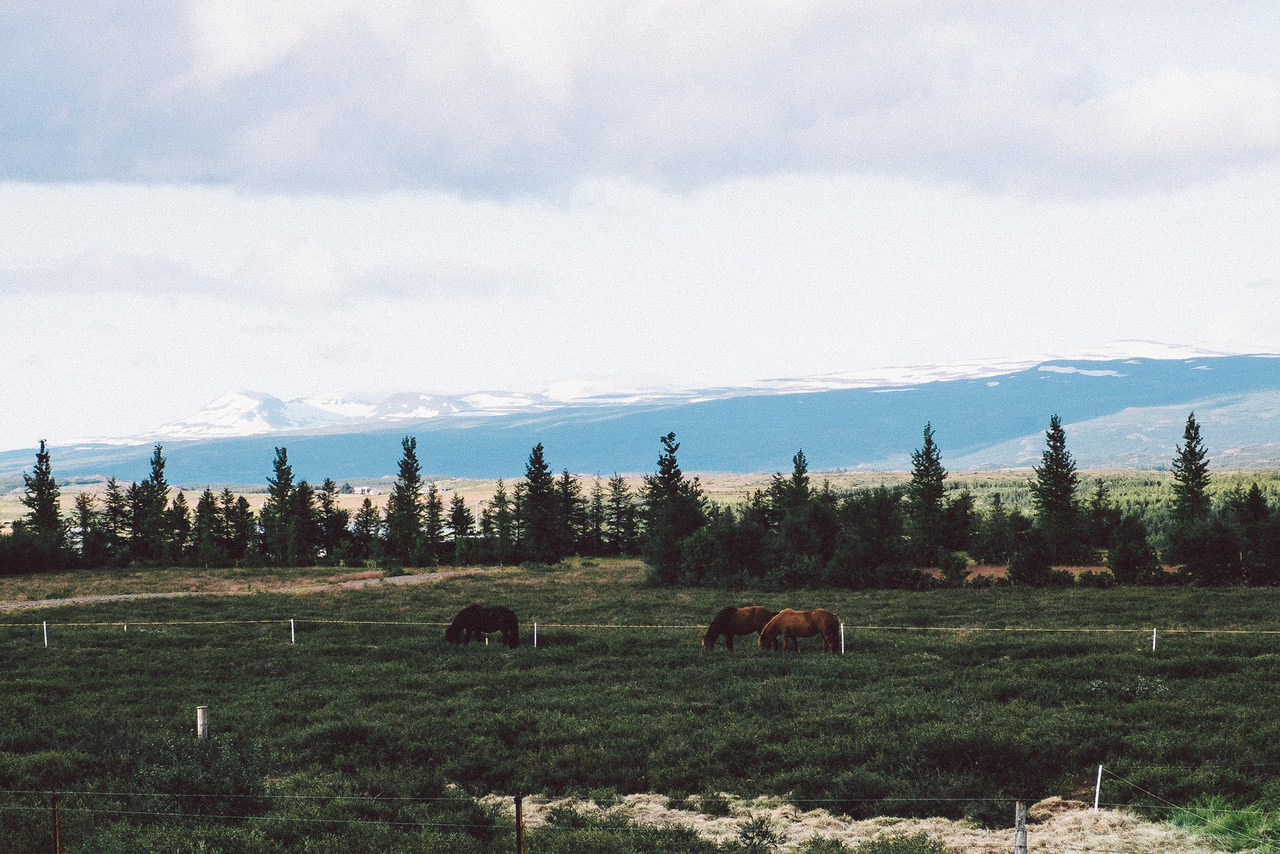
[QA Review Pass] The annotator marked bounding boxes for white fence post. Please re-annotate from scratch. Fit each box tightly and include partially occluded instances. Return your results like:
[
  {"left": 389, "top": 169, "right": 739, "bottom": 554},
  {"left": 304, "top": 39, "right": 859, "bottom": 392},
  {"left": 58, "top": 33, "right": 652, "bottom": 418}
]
[
  {"left": 43, "top": 621, "right": 48, "bottom": 648},
  {"left": 291, "top": 618, "right": 295, "bottom": 644},
  {"left": 197, "top": 705, "right": 209, "bottom": 741},
  {"left": 840, "top": 622, "right": 845, "bottom": 655},
  {"left": 1095, "top": 765, "right": 1103, "bottom": 811},
  {"left": 1152, "top": 628, "right": 1157, "bottom": 652},
  {"left": 533, "top": 622, "right": 538, "bottom": 649}
]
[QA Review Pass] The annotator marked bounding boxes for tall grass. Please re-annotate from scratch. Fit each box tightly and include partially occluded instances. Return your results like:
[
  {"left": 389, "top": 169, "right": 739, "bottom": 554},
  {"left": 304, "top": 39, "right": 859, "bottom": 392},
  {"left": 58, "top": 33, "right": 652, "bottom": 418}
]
[{"left": 4, "top": 559, "right": 1280, "bottom": 850}]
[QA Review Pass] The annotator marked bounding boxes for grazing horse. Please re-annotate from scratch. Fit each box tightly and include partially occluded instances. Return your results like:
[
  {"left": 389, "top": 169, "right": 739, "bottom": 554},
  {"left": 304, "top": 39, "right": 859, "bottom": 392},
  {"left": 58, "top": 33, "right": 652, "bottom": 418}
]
[
  {"left": 445, "top": 604, "right": 520, "bottom": 649},
  {"left": 701, "top": 606, "right": 778, "bottom": 651},
  {"left": 758, "top": 608, "right": 841, "bottom": 655}
]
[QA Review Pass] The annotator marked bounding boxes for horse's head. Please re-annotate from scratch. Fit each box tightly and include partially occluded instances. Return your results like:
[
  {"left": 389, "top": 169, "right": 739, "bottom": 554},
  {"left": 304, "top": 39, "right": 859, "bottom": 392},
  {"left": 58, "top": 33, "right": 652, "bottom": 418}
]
[
  {"left": 444, "top": 623, "right": 462, "bottom": 643},
  {"left": 700, "top": 631, "right": 715, "bottom": 651},
  {"left": 757, "top": 630, "right": 775, "bottom": 651}
]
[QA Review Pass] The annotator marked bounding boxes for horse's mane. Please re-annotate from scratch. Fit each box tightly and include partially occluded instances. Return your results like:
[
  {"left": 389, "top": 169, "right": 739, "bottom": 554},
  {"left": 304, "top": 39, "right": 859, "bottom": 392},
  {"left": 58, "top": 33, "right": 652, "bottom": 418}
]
[{"left": 707, "top": 606, "right": 738, "bottom": 632}]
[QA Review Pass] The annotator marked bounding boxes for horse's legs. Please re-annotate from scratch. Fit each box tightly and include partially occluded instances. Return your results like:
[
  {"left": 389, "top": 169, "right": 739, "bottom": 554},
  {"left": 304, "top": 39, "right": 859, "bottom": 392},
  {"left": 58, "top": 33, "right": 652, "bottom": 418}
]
[{"left": 725, "top": 634, "right": 733, "bottom": 652}]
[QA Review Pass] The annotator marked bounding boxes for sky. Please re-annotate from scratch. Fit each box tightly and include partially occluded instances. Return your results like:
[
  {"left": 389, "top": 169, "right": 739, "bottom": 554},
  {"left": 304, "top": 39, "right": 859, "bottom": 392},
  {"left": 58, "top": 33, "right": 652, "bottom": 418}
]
[{"left": 2, "top": 1, "right": 1280, "bottom": 451}]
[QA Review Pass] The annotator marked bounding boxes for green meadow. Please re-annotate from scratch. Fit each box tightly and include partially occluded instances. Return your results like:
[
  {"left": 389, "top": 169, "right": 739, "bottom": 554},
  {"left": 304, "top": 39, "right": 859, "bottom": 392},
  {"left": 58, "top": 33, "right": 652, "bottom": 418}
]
[{"left": 4, "top": 559, "right": 1280, "bottom": 852}]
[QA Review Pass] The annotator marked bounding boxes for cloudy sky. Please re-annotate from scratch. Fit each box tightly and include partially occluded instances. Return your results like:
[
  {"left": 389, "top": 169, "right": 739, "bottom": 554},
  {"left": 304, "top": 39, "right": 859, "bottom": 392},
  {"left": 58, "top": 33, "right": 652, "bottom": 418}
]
[{"left": 2, "top": 1, "right": 1279, "bottom": 451}]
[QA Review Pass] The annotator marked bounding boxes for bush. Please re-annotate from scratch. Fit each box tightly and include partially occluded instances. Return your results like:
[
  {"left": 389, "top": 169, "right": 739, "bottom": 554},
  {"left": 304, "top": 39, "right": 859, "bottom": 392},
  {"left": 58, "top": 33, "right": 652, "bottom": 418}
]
[
  {"left": 937, "top": 550, "right": 970, "bottom": 587},
  {"left": 736, "top": 815, "right": 784, "bottom": 854},
  {"left": 851, "top": 832, "right": 959, "bottom": 854}
]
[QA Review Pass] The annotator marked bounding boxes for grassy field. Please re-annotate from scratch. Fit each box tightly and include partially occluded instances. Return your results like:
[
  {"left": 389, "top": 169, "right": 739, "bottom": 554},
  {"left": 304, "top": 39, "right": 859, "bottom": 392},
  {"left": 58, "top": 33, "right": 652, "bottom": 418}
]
[{"left": 4, "top": 559, "right": 1280, "bottom": 851}]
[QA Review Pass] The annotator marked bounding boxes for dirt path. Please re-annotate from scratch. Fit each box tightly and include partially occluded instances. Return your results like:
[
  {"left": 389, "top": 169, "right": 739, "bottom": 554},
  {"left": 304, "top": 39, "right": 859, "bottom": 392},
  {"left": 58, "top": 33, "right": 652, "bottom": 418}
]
[{"left": 0, "top": 568, "right": 487, "bottom": 612}]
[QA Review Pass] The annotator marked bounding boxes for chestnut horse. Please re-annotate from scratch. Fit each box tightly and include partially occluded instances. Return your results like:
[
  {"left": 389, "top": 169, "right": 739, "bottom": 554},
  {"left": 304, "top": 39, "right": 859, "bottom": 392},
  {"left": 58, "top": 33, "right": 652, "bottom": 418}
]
[
  {"left": 758, "top": 608, "right": 841, "bottom": 655},
  {"left": 701, "top": 606, "right": 778, "bottom": 651}
]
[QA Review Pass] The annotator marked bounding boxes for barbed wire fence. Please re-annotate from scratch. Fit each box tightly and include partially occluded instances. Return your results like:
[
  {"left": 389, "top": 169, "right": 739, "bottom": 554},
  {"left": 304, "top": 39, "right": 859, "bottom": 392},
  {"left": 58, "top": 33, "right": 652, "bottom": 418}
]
[
  {"left": 6, "top": 769, "right": 1280, "bottom": 854},
  {"left": 8, "top": 616, "right": 1280, "bottom": 651}
]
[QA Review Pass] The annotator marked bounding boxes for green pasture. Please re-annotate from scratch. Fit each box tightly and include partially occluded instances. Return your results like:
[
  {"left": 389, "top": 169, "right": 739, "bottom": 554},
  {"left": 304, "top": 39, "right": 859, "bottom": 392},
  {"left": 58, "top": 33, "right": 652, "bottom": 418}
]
[{"left": 4, "top": 559, "right": 1280, "bottom": 852}]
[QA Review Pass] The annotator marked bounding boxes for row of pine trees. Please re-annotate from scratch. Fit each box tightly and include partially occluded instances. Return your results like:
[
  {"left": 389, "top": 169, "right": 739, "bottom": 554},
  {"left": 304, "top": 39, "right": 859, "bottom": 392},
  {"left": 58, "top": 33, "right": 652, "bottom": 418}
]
[{"left": 4, "top": 414, "right": 1280, "bottom": 587}]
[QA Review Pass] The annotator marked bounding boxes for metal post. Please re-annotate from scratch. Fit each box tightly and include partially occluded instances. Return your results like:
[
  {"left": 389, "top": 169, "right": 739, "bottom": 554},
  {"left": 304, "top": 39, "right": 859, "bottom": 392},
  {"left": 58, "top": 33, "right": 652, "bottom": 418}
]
[
  {"left": 291, "top": 618, "right": 296, "bottom": 644},
  {"left": 43, "top": 621, "right": 48, "bottom": 647},
  {"left": 1095, "top": 764, "right": 1103, "bottom": 811},
  {"left": 533, "top": 623, "right": 537, "bottom": 649},
  {"left": 515, "top": 794, "right": 524, "bottom": 854},
  {"left": 1152, "top": 628, "right": 1157, "bottom": 652},
  {"left": 1014, "top": 801, "right": 1027, "bottom": 854},
  {"left": 840, "top": 622, "right": 845, "bottom": 655},
  {"left": 197, "top": 705, "right": 209, "bottom": 741}
]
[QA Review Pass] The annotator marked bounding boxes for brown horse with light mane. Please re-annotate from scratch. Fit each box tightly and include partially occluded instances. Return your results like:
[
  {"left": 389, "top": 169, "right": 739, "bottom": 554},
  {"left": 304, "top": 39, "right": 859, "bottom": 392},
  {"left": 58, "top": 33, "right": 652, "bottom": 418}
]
[
  {"left": 758, "top": 608, "right": 841, "bottom": 655},
  {"left": 701, "top": 606, "right": 778, "bottom": 651}
]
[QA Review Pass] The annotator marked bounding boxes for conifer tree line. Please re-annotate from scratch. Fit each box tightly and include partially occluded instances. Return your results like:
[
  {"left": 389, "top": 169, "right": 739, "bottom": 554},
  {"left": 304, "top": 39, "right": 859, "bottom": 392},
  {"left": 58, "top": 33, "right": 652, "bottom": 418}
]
[{"left": 4, "top": 413, "right": 1280, "bottom": 588}]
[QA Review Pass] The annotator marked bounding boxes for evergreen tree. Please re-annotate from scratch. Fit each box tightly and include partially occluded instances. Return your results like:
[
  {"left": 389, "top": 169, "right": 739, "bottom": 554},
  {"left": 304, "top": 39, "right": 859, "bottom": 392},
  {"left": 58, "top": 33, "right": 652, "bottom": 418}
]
[
  {"left": 585, "top": 477, "right": 606, "bottom": 557},
  {"left": 422, "top": 482, "right": 445, "bottom": 565},
  {"left": 522, "top": 444, "right": 559, "bottom": 564},
  {"left": 102, "top": 477, "right": 129, "bottom": 566},
  {"left": 1030, "top": 415, "right": 1080, "bottom": 561},
  {"left": 351, "top": 498, "right": 382, "bottom": 563},
  {"left": 167, "top": 492, "right": 192, "bottom": 565},
  {"left": 1084, "top": 480, "right": 1122, "bottom": 553},
  {"left": 556, "top": 470, "right": 585, "bottom": 557},
  {"left": 448, "top": 492, "right": 475, "bottom": 565},
  {"left": 641, "top": 432, "right": 707, "bottom": 584},
  {"left": 1107, "top": 515, "right": 1162, "bottom": 585},
  {"left": 975, "top": 493, "right": 1014, "bottom": 565},
  {"left": 126, "top": 480, "right": 145, "bottom": 558},
  {"left": 73, "top": 491, "right": 106, "bottom": 567},
  {"left": 384, "top": 436, "right": 425, "bottom": 566},
  {"left": 317, "top": 478, "right": 350, "bottom": 565},
  {"left": 767, "top": 450, "right": 811, "bottom": 522},
  {"left": 261, "top": 447, "right": 296, "bottom": 565},
  {"left": 21, "top": 439, "right": 66, "bottom": 553},
  {"left": 192, "top": 488, "right": 228, "bottom": 567},
  {"left": 1170, "top": 412, "right": 1212, "bottom": 527},
  {"left": 485, "top": 479, "right": 515, "bottom": 566},
  {"left": 512, "top": 481, "right": 528, "bottom": 553},
  {"left": 1007, "top": 527, "right": 1058, "bottom": 587},
  {"left": 289, "top": 481, "right": 322, "bottom": 566},
  {"left": 906, "top": 425, "right": 947, "bottom": 564},
  {"left": 606, "top": 474, "right": 637, "bottom": 556},
  {"left": 134, "top": 445, "right": 171, "bottom": 563},
  {"left": 939, "top": 489, "right": 976, "bottom": 553},
  {"left": 221, "top": 490, "right": 254, "bottom": 562}
]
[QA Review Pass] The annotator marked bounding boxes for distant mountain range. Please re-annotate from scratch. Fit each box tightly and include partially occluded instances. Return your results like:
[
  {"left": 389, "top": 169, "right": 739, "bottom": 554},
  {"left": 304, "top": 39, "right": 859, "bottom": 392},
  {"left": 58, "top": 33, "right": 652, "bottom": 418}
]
[{"left": 3, "top": 345, "right": 1279, "bottom": 485}]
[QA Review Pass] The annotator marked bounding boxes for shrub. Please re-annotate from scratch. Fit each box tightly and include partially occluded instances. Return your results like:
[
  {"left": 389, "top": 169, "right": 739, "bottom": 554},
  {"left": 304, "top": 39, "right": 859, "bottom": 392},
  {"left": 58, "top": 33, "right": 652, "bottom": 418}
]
[
  {"left": 737, "top": 815, "right": 784, "bottom": 854},
  {"left": 852, "top": 832, "right": 959, "bottom": 854},
  {"left": 937, "top": 550, "right": 970, "bottom": 587}
]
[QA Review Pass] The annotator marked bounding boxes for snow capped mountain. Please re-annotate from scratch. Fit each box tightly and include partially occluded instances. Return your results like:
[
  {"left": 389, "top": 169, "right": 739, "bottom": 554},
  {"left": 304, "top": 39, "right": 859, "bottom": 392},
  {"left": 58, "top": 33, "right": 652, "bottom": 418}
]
[
  {"left": 8, "top": 344, "right": 1279, "bottom": 483},
  {"left": 104, "top": 342, "right": 1277, "bottom": 445},
  {"left": 145, "top": 391, "right": 350, "bottom": 440}
]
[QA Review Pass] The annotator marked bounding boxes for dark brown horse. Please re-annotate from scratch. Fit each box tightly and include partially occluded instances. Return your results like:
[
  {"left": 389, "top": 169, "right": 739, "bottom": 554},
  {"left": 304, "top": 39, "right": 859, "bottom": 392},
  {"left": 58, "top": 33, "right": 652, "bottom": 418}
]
[
  {"left": 701, "top": 606, "right": 777, "bottom": 651},
  {"left": 758, "top": 608, "right": 841, "bottom": 655},
  {"left": 445, "top": 605, "right": 520, "bottom": 649}
]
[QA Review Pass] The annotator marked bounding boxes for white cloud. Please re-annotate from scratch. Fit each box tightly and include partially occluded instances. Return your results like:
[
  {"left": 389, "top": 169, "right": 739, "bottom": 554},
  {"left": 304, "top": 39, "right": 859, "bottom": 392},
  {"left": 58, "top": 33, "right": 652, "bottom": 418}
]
[
  {"left": 238, "top": 234, "right": 356, "bottom": 302},
  {"left": 1056, "top": 67, "right": 1280, "bottom": 164},
  {"left": 6, "top": 1, "right": 1280, "bottom": 195}
]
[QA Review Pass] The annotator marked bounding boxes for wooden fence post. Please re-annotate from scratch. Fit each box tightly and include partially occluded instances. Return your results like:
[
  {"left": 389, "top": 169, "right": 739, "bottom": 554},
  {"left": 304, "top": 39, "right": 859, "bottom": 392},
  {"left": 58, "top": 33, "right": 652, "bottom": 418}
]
[
  {"left": 51, "top": 791, "right": 61, "bottom": 854},
  {"left": 1014, "top": 801, "right": 1027, "bottom": 854},
  {"left": 515, "top": 794, "right": 524, "bottom": 854},
  {"left": 197, "top": 705, "right": 209, "bottom": 741}
]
